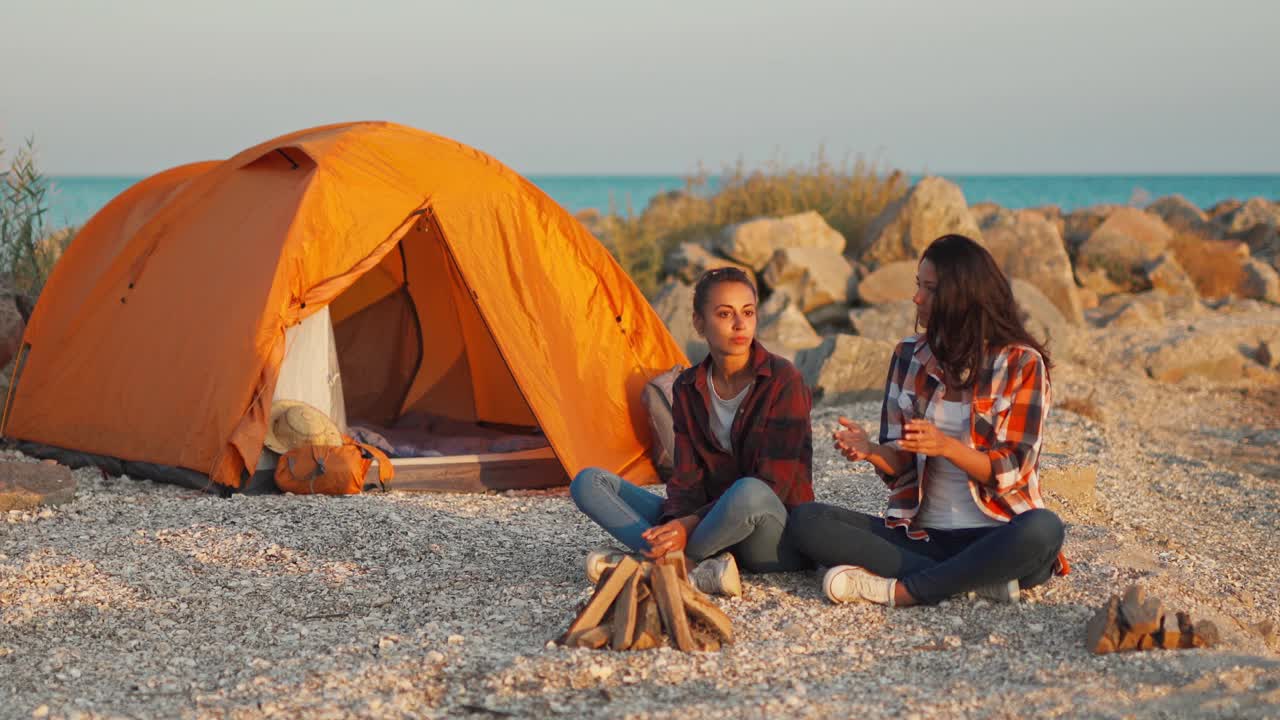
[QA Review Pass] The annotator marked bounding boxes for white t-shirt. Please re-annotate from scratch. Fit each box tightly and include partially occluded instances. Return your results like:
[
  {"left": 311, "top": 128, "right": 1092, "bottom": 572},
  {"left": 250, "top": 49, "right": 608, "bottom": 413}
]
[
  {"left": 708, "top": 379, "right": 752, "bottom": 453},
  {"left": 917, "top": 399, "right": 1002, "bottom": 530}
]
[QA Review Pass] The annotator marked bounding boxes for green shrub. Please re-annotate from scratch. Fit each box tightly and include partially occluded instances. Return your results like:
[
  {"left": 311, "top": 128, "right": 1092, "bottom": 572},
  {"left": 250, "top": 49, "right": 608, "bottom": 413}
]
[{"left": 1, "top": 138, "right": 67, "bottom": 296}]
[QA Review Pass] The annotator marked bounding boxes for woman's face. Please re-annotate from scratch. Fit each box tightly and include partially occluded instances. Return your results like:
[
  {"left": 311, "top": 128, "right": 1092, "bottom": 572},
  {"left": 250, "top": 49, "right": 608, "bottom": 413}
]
[
  {"left": 693, "top": 281, "right": 757, "bottom": 358},
  {"left": 913, "top": 258, "right": 938, "bottom": 329}
]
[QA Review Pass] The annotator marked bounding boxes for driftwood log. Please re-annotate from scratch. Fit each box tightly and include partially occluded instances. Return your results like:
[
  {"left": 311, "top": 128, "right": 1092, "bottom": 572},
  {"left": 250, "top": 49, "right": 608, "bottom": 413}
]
[{"left": 558, "top": 551, "right": 732, "bottom": 652}]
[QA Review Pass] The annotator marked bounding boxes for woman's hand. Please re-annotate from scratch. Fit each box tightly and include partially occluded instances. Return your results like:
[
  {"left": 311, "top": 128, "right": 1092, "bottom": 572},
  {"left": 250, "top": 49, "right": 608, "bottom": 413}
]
[
  {"left": 641, "top": 516, "right": 698, "bottom": 558},
  {"left": 900, "top": 419, "right": 953, "bottom": 457},
  {"left": 833, "top": 416, "right": 873, "bottom": 462}
]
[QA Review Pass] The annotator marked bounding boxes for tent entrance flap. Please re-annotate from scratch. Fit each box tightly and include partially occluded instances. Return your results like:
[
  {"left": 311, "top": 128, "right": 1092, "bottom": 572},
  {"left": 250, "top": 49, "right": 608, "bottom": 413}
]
[{"left": 330, "top": 224, "right": 540, "bottom": 435}]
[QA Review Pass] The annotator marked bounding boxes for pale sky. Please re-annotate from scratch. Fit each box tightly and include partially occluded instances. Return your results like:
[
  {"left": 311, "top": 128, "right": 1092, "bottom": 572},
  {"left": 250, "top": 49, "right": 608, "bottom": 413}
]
[{"left": 3, "top": 0, "right": 1278, "bottom": 175}]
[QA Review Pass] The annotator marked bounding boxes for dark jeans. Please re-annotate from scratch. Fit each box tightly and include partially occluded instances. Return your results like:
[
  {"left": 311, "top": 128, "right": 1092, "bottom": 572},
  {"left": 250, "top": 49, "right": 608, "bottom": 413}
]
[
  {"left": 570, "top": 468, "right": 810, "bottom": 572},
  {"left": 786, "top": 503, "right": 1064, "bottom": 605}
]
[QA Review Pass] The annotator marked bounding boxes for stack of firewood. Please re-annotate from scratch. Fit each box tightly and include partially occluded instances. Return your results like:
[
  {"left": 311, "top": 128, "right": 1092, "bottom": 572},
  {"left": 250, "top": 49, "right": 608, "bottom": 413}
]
[
  {"left": 557, "top": 552, "right": 733, "bottom": 652},
  {"left": 1085, "top": 584, "right": 1219, "bottom": 654}
]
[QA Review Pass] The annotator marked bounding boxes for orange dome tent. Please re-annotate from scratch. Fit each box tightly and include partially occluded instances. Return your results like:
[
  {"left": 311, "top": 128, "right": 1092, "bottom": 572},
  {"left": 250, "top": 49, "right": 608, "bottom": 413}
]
[{"left": 2, "top": 122, "right": 687, "bottom": 492}]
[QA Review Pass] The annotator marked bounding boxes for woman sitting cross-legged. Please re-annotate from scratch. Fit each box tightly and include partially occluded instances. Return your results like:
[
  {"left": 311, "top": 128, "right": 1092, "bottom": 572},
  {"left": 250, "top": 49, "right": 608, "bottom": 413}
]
[
  {"left": 571, "top": 267, "right": 814, "bottom": 597},
  {"left": 786, "top": 234, "right": 1068, "bottom": 607}
]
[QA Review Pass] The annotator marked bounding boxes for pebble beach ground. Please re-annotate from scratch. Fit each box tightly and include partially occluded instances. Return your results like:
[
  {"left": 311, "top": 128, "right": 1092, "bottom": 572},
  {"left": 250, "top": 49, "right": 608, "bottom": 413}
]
[{"left": 2, "top": 307, "right": 1279, "bottom": 719}]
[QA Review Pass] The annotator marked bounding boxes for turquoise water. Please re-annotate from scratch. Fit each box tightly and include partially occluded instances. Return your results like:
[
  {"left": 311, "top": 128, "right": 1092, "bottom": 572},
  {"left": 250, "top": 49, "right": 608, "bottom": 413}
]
[{"left": 41, "top": 174, "right": 1280, "bottom": 230}]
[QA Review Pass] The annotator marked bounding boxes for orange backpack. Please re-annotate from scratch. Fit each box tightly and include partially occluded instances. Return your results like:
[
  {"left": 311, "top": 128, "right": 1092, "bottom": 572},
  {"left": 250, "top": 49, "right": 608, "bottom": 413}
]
[{"left": 274, "top": 437, "right": 394, "bottom": 495}]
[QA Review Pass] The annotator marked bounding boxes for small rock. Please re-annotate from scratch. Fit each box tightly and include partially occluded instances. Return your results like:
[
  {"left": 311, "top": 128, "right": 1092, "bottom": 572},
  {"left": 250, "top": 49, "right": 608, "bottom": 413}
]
[
  {"left": 942, "top": 636, "right": 962, "bottom": 649},
  {"left": 1256, "top": 340, "right": 1277, "bottom": 369},
  {"left": 32, "top": 707, "right": 49, "bottom": 719},
  {"left": 780, "top": 622, "right": 808, "bottom": 639},
  {"left": 588, "top": 664, "right": 613, "bottom": 681},
  {"left": 447, "top": 635, "right": 464, "bottom": 645}
]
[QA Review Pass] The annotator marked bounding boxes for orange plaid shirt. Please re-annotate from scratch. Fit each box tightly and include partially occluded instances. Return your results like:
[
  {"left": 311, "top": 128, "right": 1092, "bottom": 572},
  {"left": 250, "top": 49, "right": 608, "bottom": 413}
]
[{"left": 876, "top": 335, "right": 1068, "bottom": 575}]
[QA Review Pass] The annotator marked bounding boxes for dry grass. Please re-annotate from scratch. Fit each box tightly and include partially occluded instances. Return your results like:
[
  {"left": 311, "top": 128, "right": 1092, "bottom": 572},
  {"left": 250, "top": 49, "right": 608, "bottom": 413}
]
[
  {"left": 597, "top": 151, "right": 908, "bottom": 296},
  {"left": 1167, "top": 231, "right": 1246, "bottom": 300}
]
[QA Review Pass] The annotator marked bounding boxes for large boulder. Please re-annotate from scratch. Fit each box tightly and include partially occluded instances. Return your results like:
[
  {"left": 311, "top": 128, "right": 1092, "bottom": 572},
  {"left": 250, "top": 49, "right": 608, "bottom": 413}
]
[
  {"left": 1165, "top": 234, "right": 1251, "bottom": 300},
  {"left": 1144, "top": 253, "right": 1199, "bottom": 298},
  {"left": 1234, "top": 223, "right": 1280, "bottom": 269},
  {"left": 1076, "top": 208, "right": 1174, "bottom": 293},
  {"left": 982, "top": 210, "right": 1085, "bottom": 324},
  {"left": 795, "top": 334, "right": 897, "bottom": 404},
  {"left": 858, "top": 176, "right": 982, "bottom": 268},
  {"left": 757, "top": 303, "right": 824, "bottom": 362},
  {"left": 650, "top": 279, "right": 706, "bottom": 364},
  {"left": 852, "top": 260, "right": 918, "bottom": 305},
  {"left": 1219, "top": 197, "right": 1280, "bottom": 235},
  {"left": 1011, "top": 279, "right": 1073, "bottom": 350},
  {"left": 1239, "top": 259, "right": 1280, "bottom": 304},
  {"left": 1076, "top": 266, "right": 1129, "bottom": 297},
  {"left": 1091, "top": 290, "right": 1204, "bottom": 329},
  {"left": 1145, "top": 335, "right": 1255, "bottom": 384},
  {"left": 1207, "top": 199, "right": 1243, "bottom": 220},
  {"left": 849, "top": 300, "right": 917, "bottom": 342},
  {"left": 1063, "top": 205, "right": 1122, "bottom": 256},
  {"left": 761, "top": 246, "right": 853, "bottom": 312},
  {"left": 969, "top": 201, "right": 1005, "bottom": 228},
  {"left": 1027, "top": 205, "right": 1066, "bottom": 239},
  {"left": 1095, "top": 296, "right": 1166, "bottom": 329},
  {"left": 1146, "top": 195, "right": 1219, "bottom": 238},
  {"left": 716, "top": 211, "right": 845, "bottom": 271},
  {"left": 663, "top": 242, "right": 755, "bottom": 285}
]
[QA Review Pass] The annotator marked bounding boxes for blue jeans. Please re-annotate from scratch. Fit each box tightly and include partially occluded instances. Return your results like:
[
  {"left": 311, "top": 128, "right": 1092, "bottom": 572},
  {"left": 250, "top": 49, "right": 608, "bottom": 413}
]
[
  {"left": 569, "top": 468, "right": 810, "bottom": 572},
  {"left": 785, "top": 503, "right": 1064, "bottom": 604}
]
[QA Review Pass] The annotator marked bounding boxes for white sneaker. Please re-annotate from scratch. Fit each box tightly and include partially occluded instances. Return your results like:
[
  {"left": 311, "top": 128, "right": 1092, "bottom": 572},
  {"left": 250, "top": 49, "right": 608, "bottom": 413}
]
[
  {"left": 974, "top": 579, "right": 1020, "bottom": 604},
  {"left": 823, "top": 565, "right": 895, "bottom": 605},
  {"left": 584, "top": 547, "right": 626, "bottom": 584},
  {"left": 688, "top": 552, "right": 742, "bottom": 597}
]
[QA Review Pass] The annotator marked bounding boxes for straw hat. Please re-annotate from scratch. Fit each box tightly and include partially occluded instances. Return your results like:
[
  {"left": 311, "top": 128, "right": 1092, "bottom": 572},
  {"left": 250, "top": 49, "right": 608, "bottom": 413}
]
[{"left": 264, "top": 400, "right": 343, "bottom": 453}]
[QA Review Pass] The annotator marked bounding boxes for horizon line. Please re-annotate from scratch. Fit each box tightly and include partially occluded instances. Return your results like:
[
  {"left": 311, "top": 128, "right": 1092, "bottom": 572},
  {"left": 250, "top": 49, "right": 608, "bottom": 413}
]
[{"left": 42, "top": 170, "right": 1280, "bottom": 179}]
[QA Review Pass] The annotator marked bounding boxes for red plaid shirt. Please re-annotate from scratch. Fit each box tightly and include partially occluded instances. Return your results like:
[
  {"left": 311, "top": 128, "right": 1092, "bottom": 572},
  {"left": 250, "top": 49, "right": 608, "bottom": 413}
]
[
  {"left": 661, "top": 341, "right": 814, "bottom": 522},
  {"left": 877, "top": 335, "right": 1069, "bottom": 575}
]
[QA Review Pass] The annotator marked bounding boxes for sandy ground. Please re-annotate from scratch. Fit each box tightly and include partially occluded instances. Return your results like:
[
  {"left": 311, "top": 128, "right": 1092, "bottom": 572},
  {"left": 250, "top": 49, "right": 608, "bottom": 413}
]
[{"left": 2, "top": 306, "right": 1279, "bottom": 719}]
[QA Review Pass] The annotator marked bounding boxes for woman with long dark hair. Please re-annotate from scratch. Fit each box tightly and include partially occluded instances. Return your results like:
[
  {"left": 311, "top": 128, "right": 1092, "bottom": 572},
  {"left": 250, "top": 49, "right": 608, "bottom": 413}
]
[
  {"left": 787, "top": 234, "right": 1067, "bottom": 607},
  {"left": 571, "top": 267, "right": 814, "bottom": 596}
]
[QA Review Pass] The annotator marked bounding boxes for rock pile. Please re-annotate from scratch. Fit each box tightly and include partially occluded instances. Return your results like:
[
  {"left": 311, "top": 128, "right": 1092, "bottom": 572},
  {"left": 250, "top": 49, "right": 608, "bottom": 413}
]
[
  {"left": 649, "top": 184, "right": 1280, "bottom": 397},
  {"left": 557, "top": 552, "right": 733, "bottom": 653},
  {"left": 1084, "top": 584, "right": 1219, "bottom": 654}
]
